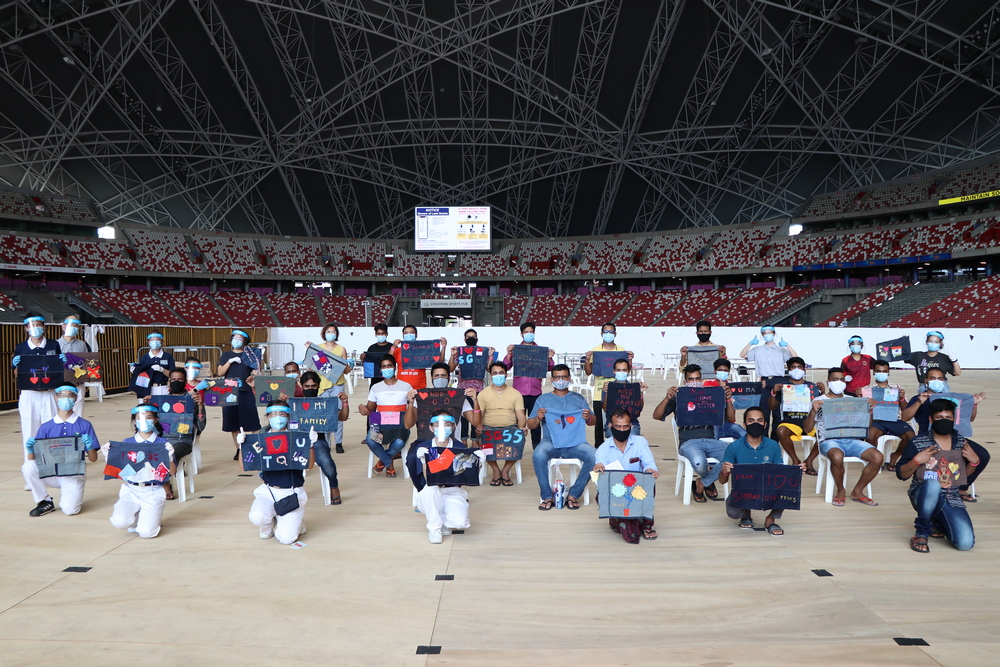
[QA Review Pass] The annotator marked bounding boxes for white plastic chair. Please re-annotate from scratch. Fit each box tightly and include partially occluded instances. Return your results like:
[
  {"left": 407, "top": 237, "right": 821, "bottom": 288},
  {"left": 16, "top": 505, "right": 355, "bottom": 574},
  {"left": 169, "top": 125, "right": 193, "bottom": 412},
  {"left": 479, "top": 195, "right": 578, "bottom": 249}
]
[
  {"left": 174, "top": 454, "right": 196, "bottom": 502},
  {"left": 815, "top": 452, "right": 875, "bottom": 503},
  {"left": 542, "top": 457, "right": 589, "bottom": 505},
  {"left": 367, "top": 442, "right": 410, "bottom": 479},
  {"left": 877, "top": 434, "right": 901, "bottom": 462},
  {"left": 478, "top": 459, "right": 523, "bottom": 485},
  {"left": 670, "top": 419, "right": 730, "bottom": 505},
  {"left": 191, "top": 433, "right": 202, "bottom": 474}
]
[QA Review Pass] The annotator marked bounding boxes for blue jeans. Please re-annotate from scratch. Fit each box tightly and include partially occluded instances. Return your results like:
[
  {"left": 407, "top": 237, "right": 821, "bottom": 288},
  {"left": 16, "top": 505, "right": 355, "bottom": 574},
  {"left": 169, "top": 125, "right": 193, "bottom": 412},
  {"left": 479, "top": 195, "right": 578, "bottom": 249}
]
[
  {"left": 716, "top": 422, "right": 746, "bottom": 440},
  {"left": 366, "top": 435, "right": 407, "bottom": 468},
  {"left": 818, "top": 439, "right": 873, "bottom": 458},
  {"left": 679, "top": 438, "right": 729, "bottom": 487},
  {"left": 532, "top": 440, "right": 596, "bottom": 501},
  {"left": 910, "top": 480, "right": 974, "bottom": 550},
  {"left": 313, "top": 438, "right": 339, "bottom": 488}
]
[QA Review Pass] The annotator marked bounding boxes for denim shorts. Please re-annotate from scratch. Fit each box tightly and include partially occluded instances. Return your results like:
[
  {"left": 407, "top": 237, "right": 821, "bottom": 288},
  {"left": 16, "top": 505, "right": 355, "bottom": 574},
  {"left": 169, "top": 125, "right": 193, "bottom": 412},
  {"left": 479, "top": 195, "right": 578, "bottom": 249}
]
[{"left": 819, "top": 438, "right": 874, "bottom": 458}]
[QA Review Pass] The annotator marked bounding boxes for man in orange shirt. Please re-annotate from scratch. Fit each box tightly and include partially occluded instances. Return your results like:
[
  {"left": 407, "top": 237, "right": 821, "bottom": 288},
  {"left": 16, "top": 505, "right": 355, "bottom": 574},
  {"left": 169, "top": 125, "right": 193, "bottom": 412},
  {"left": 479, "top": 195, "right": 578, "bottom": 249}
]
[{"left": 391, "top": 325, "right": 446, "bottom": 391}]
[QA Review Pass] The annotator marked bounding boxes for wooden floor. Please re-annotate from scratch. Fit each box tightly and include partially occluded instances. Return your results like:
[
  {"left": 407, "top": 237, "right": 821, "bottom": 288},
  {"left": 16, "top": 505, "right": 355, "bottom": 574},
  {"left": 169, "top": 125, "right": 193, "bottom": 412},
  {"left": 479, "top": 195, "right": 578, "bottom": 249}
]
[{"left": 1, "top": 370, "right": 997, "bottom": 666}]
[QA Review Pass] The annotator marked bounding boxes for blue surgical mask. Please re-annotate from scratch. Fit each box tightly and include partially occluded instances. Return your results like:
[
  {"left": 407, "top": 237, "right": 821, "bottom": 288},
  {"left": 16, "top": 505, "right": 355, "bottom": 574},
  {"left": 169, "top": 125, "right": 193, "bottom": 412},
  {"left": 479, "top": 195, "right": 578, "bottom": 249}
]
[
  {"left": 928, "top": 379, "right": 946, "bottom": 393},
  {"left": 381, "top": 367, "right": 395, "bottom": 379},
  {"left": 614, "top": 371, "right": 628, "bottom": 382},
  {"left": 491, "top": 374, "right": 506, "bottom": 387},
  {"left": 57, "top": 397, "right": 76, "bottom": 411},
  {"left": 874, "top": 372, "right": 889, "bottom": 383},
  {"left": 285, "top": 373, "right": 298, "bottom": 379},
  {"left": 602, "top": 332, "right": 615, "bottom": 343},
  {"left": 376, "top": 335, "right": 387, "bottom": 344},
  {"left": 135, "top": 418, "right": 154, "bottom": 433},
  {"left": 149, "top": 339, "right": 162, "bottom": 350},
  {"left": 926, "top": 342, "right": 941, "bottom": 352},
  {"left": 432, "top": 377, "right": 449, "bottom": 388},
  {"left": 231, "top": 338, "right": 243, "bottom": 349},
  {"left": 763, "top": 333, "right": 775, "bottom": 343},
  {"left": 552, "top": 378, "right": 570, "bottom": 390},
  {"left": 715, "top": 370, "right": 729, "bottom": 382},
  {"left": 403, "top": 333, "right": 416, "bottom": 342},
  {"left": 433, "top": 423, "right": 454, "bottom": 441},
  {"left": 850, "top": 345, "right": 862, "bottom": 354},
  {"left": 29, "top": 326, "right": 44, "bottom": 339},
  {"left": 325, "top": 332, "right": 337, "bottom": 342},
  {"left": 64, "top": 326, "right": 79, "bottom": 337},
  {"left": 269, "top": 416, "right": 288, "bottom": 430},
  {"left": 522, "top": 333, "right": 535, "bottom": 343}
]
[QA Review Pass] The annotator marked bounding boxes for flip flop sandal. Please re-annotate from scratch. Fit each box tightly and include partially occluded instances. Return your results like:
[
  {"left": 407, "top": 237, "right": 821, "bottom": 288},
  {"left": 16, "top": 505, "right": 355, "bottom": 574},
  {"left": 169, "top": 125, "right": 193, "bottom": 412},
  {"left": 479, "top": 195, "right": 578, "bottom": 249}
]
[
  {"left": 489, "top": 477, "right": 502, "bottom": 486},
  {"left": 852, "top": 496, "right": 878, "bottom": 506},
  {"left": 642, "top": 529, "right": 658, "bottom": 540},
  {"left": 691, "top": 481, "right": 707, "bottom": 503},
  {"left": 960, "top": 492, "right": 977, "bottom": 503},
  {"left": 765, "top": 523, "right": 784, "bottom": 536},
  {"left": 538, "top": 499, "right": 555, "bottom": 511},
  {"left": 832, "top": 497, "right": 846, "bottom": 506},
  {"left": 385, "top": 468, "right": 397, "bottom": 478},
  {"left": 739, "top": 518, "right": 753, "bottom": 529},
  {"left": 803, "top": 467, "right": 819, "bottom": 476},
  {"left": 372, "top": 462, "right": 385, "bottom": 475},
  {"left": 565, "top": 498, "right": 581, "bottom": 510},
  {"left": 910, "top": 535, "right": 929, "bottom": 553},
  {"left": 500, "top": 477, "right": 514, "bottom": 486},
  {"left": 704, "top": 483, "right": 719, "bottom": 500},
  {"left": 330, "top": 492, "right": 342, "bottom": 505}
]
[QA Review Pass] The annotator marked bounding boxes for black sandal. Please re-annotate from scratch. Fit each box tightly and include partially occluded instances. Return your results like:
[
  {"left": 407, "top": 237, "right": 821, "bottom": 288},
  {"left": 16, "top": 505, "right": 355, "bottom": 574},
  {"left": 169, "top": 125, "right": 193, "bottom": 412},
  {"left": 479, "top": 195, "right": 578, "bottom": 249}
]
[
  {"left": 691, "top": 481, "right": 707, "bottom": 503},
  {"left": 803, "top": 467, "right": 818, "bottom": 476},
  {"left": 500, "top": 476, "right": 514, "bottom": 486},
  {"left": 489, "top": 477, "right": 502, "bottom": 486},
  {"left": 330, "top": 490, "right": 342, "bottom": 505},
  {"left": 910, "top": 535, "right": 929, "bottom": 553},
  {"left": 565, "top": 497, "right": 581, "bottom": 510},
  {"left": 704, "top": 483, "right": 720, "bottom": 500},
  {"left": 538, "top": 499, "right": 555, "bottom": 511}
]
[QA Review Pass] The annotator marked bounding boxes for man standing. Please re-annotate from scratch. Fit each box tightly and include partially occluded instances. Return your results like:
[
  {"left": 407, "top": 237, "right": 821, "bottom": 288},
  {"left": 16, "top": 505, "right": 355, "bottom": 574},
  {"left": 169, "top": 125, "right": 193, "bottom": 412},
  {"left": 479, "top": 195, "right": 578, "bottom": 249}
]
[
  {"left": 740, "top": 325, "right": 796, "bottom": 437},
  {"left": 503, "top": 321, "right": 554, "bottom": 449},
  {"left": 680, "top": 320, "right": 727, "bottom": 367},
  {"left": 392, "top": 325, "right": 447, "bottom": 391},
  {"left": 584, "top": 323, "right": 631, "bottom": 446}
]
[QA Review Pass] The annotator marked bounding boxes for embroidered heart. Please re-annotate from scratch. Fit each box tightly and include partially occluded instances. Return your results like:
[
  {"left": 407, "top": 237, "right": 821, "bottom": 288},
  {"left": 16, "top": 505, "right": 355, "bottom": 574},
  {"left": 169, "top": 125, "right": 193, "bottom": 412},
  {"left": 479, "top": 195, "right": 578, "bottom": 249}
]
[
  {"left": 565, "top": 416, "right": 575, "bottom": 424},
  {"left": 403, "top": 357, "right": 410, "bottom": 363},
  {"left": 432, "top": 356, "right": 440, "bottom": 362},
  {"left": 29, "top": 377, "right": 39, "bottom": 384},
  {"left": 269, "top": 382, "right": 279, "bottom": 390},
  {"left": 402, "top": 343, "right": 410, "bottom": 350},
  {"left": 41, "top": 377, "right": 50, "bottom": 384},
  {"left": 463, "top": 347, "right": 473, "bottom": 354},
  {"left": 687, "top": 402, "right": 696, "bottom": 411},
  {"left": 302, "top": 402, "right": 310, "bottom": 410},
  {"left": 447, "top": 390, "right": 457, "bottom": 397},
  {"left": 418, "top": 392, "right": 429, "bottom": 400}
]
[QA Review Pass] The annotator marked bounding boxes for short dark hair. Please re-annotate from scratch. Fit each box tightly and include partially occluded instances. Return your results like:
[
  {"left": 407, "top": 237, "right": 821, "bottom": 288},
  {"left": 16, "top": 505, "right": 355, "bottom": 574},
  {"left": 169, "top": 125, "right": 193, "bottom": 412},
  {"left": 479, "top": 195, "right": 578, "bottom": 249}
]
[
  {"left": 695, "top": 320, "right": 712, "bottom": 330},
  {"left": 786, "top": 357, "right": 805, "bottom": 368},
  {"left": 713, "top": 358, "right": 731, "bottom": 371},
  {"left": 284, "top": 361, "right": 299, "bottom": 371},
  {"left": 926, "top": 366, "right": 946, "bottom": 378},
  {"left": 551, "top": 363, "right": 570, "bottom": 376},
  {"left": 613, "top": 357, "right": 630, "bottom": 370},
  {"left": 489, "top": 360, "right": 508, "bottom": 373},
  {"left": 186, "top": 355, "right": 201, "bottom": 364},
  {"left": 374, "top": 322, "right": 388, "bottom": 333},
  {"left": 520, "top": 321, "right": 536, "bottom": 332},
  {"left": 928, "top": 398, "right": 957, "bottom": 417},
  {"left": 300, "top": 370, "right": 321, "bottom": 385},
  {"left": 683, "top": 364, "right": 702, "bottom": 378},
  {"left": 403, "top": 324, "right": 417, "bottom": 334},
  {"left": 430, "top": 362, "right": 450, "bottom": 375},
  {"left": 828, "top": 367, "right": 845, "bottom": 378},
  {"left": 873, "top": 360, "right": 890, "bottom": 370},
  {"left": 379, "top": 355, "right": 397, "bottom": 368},
  {"left": 168, "top": 367, "right": 186, "bottom": 379},
  {"left": 601, "top": 322, "right": 616, "bottom": 332},
  {"left": 743, "top": 406, "right": 767, "bottom": 423},
  {"left": 609, "top": 408, "right": 633, "bottom": 423},
  {"left": 464, "top": 328, "right": 477, "bottom": 337}
]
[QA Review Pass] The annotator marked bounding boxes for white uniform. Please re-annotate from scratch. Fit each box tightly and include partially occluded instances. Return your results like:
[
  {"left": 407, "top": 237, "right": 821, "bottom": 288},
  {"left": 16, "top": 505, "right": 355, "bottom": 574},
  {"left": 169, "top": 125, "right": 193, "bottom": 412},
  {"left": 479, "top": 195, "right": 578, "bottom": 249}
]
[
  {"left": 248, "top": 485, "right": 308, "bottom": 545},
  {"left": 415, "top": 485, "right": 470, "bottom": 532},
  {"left": 23, "top": 463, "right": 86, "bottom": 515},
  {"left": 108, "top": 435, "right": 174, "bottom": 538},
  {"left": 19, "top": 391, "right": 56, "bottom": 460}
]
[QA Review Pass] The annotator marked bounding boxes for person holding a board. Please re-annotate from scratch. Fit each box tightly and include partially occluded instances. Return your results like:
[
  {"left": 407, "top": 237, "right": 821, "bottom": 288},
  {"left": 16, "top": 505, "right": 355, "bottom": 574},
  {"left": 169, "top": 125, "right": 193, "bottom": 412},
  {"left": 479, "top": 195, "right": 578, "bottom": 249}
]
[
  {"left": 896, "top": 398, "right": 979, "bottom": 553},
  {"left": 12, "top": 312, "right": 61, "bottom": 462},
  {"left": 594, "top": 409, "right": 659, "bottom": 543},
  {"left": 22, "top": 384, "right": 99, "bottom": 517},
  {"left": 840, "top": 335, "right": 874, "bottom": 396},
  {"left": 450, "top": 328, "right": 494, "bottom": 442},
  {"left": 218, "top": 329, "right": 260, "bottom": 459},
  {"left": 477, "top": 361, "right": 526, "bottom": 487},
  {"left": 359, "top": 355, "right": 413, "bottom": 478},
  {"left": 801, "top": 368, "right": 882, "bottom": 506},
  {"left": 130, "top": 331, "right": 174, "bottom": 399},
  {"left": 359, "top": 323, "right": 393, "bottom": 388},
  {"left": 57, "top": 314, "right": 90, "bottom": 417},
  {"left": 906, "top": 331, "right": 961, "bottom": 392},
  {"left": 299, "top": 370, "right": 348, "bottom": 503},
  {"left": 601, "top": 358, "right": 648, "bottom": 439},
  {"left": 404, "top": 363, "right": 478, "bottom": 438},
  {"left": 155, "top": 367, "right": 206, "bottom": 500},
  {"left": 303, "top": 323, "right": 350, "bottom": 395},
  {"left": 712, "top": 359, "right": 746, "bottom": 440},
  {"left": 585, "top": 322, "right": 631, "bottom": 446},
  {"left": 768, "top": 357, "right": 824, "bottom": 476},
  {"left": 391, "top": 324, "right": 447, "bottom": 391},
  {"left": 865, "top": 360, "right": 914, "bottom": 472},
  {"left": 679, "top": 320, "right": 727, "bottom": 367},
  {"left": 108, "top": 406, "right": 175, "bottom": 539},
  {"left": 503, "top": 321, "right": 554, "bottom": 449}
]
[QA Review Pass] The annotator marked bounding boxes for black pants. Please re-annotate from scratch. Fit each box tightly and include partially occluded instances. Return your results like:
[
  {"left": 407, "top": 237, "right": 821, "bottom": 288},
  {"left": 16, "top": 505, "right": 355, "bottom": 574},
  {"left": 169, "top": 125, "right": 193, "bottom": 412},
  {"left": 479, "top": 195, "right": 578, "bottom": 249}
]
[
  {"left": 592, "top": 400, "right": 604, "bottom": 446},
  {"left": 523, "top": 394, "right": 541, "bottom": 448}
]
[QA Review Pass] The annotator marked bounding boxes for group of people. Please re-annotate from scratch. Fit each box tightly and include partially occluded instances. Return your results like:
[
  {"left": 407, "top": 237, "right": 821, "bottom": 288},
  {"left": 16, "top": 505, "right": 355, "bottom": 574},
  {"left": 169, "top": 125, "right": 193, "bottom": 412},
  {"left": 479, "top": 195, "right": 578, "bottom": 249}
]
[{"left": 13, "top": 315, "right": 988, "bottom": 553}]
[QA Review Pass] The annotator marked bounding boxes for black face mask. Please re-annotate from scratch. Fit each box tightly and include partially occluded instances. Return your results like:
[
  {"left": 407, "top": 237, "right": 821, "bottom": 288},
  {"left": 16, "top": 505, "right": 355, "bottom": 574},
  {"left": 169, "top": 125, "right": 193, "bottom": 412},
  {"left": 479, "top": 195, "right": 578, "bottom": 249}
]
[
  {"left": 745, "top": 422, "right": 766, "bottom": 438},
  {"left": 697, "top": 333, "right": 712, "bottom": 343},
  {"left": 303, "top": 388, "right": 319, "bottom": 398},
  {"left": 611, "top": 427, "right": 631, "bottom": 442},
  {"left": 466, "top": 337, "right": 478, "bottom": 346},
  {"left": 169, "top": 380, "right": 187, "bottom": 394},
  {"left": 931, "top": 419, "right": 954, "bottom": 436}
]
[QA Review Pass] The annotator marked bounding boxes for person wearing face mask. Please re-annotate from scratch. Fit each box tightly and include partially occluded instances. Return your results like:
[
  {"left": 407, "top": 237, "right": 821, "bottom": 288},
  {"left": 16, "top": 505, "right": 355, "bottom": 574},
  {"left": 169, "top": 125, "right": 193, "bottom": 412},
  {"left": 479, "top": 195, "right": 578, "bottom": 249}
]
[
  {"left": 298, "top": 370, "right": 348, "bottom": 500},
  {"left": 108, "top": 406, "right": 174, "bottom": 539},
  {"left": 359, "top": 323, "right": 393, "bottom": 388},
  {"left": 652, "top": 364, "right": 736, "bottom": 503},
  {"left": 896, "top": 399, "right": 978, "bottom": 553},
  {"left": 218, "top": 329, "right": 260, "bottom": 458},
  {"left": 406, "top": 410, "right": 487, "bottom": 544},
  {"left": 584, "top": 323, "right": 632, "bottom": 446},
  {"left": 477, "top": 361, "right": 527, "bottom": 486},
  {"left": 503, "top": 321, "right": 555, "bottom": 449},
  {"left": 12, "top": 313, "right": 61, "bottom": 461},
  {"left": 156, "top": 368, "right": 206, "bottom": 500},
  {"left": 712, "top": 359, "right": 746, "bottom": 440},
  {"left": 680, "top": 320, "right": 727, "bottom": 367},
  {"left": 57, "top": 315, "right": 90, "bottom": 417},
  {"left": 865, "top": 361, "right": 913, "bottom": 472},
  {"left": 359, "top": 356, "right": 414, "bottom": 477},
  {"left": 405, "top": 363, "right": 479, "bottom": 441},
  {"left": 129, "top": 332, "right": 175, "bottom": 399},
  {"left": 906, "top": 331, "right": 961, "bottom": 392},
  {"left": 184, "top": 357, "right": 210, "bottom": 397},
  {"left": 840, "top": 336, "right": 874, "bottom": 396},
  {"left": 801, "top": 368, "right": 882, "bottom": 506},
  {"left": 391, "top": 325, "right": 447, "bottom": 391},
  {"left": 594, "top": 409, "right": 659, "bottom": 543},
  {"left": 281, "top": 362, "right": 305, "bottom": 398},
  {"left": 740, "top": 325, "right": 796, "bottom": 380},
  {"left": 303, "top": 323, "right": 349, "bottom": 395},
  {"left": 450, "top": 328, "right": 495, "bottom": 442},
  {"left": 718, "top": 407, "right": 805, "bottom": 535},
  {"left": 600, "top": 359, "right": 648, "bottom": 439},
  {"left": 527, "top": 364, "right": 596, "bottom": 511},
  {"left": 22, "top": 385, "right": 100, "bottom": 517},
  {"left": 769, "top": 357, "right": 824, "bottom": 475},
  {"left": 239, "top": 400, "right": 316, "bottom": 544}
]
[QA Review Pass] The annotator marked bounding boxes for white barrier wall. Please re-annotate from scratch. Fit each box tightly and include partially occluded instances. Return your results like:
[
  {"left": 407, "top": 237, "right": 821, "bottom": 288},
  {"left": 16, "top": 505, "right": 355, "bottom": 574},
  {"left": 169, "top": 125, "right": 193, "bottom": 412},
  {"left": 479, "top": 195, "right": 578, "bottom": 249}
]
[{"left": 267, "top": 326, "right": 1000, "bottom": 370}]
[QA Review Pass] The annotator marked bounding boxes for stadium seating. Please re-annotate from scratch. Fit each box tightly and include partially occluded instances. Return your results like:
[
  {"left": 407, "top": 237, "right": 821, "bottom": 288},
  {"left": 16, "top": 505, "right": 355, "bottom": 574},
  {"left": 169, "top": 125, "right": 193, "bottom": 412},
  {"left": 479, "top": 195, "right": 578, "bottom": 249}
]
[
  {"left": 371, "top": 294, "right": 395, "bottom": 325},
  {"left": 657, "top": 289, "right": 738, "bottom": 326},
  {"left": 937, "top": 162, "right": 1000, "bottom": 200},
  {"left": 458, "top": 245, "right": 511, "bottom": 277},
  {"left": 570, "top": 291, "right": 633, "bottom": 326},
  {"left": 640, "top": 234, "right": 711, "bottom": 273},
  {"left": 63, "top": 238, "right": 138, "bottom": 271},
  {"left": 702, "top": 227, "right": 777, "bottom": 270},
  {"left": 213, "top": 291, "right": 278, "bottom": 327},
  {"left": 127, "top": 229, "right": 202, "bottom": 273},
  {"left": 898, "top": 219, "right": 972, "bottom": 256},
  {"left": 89, "top": 287, "right": 186, "bottom": 325},
  {"left": 0, "top": 190, "right": 31, "bottom": 217},
  {"left": 0, "top": 234, "right": 68, "bottom": 266},
  {"left": 576, "top": 238, "right": 643, "bottom": 275},
  {"left": 269, "top": 292, "right": 321, "bottom": 326},
  {"left": 857, "top": 177, "right": 935, "bottom": 211},
  {"left": 614, "top": 290, "right": 685, "bottom": 326},
  {"left": 516, "top": 241, "right": 579, "bottom": 275},
  {"left": 42, "top": 196, "right": 98, "bottom": 222},
  {"left": 158, "top": 291, "right": 231, "bottom": 327},
  {"left": 0, "top": 292, "right": 24, "bottom": 311},
  {"left": 745, "top": 287, "right": 815, "bottom": 325},
  {"left": 259, "top": 239, "right": 328, "bottom": 276},
  {"left": 891, "top": 276, "right": 1000, "bottom": 327},
  {"left": 951, "top": 217, "right": 1000, "bottom": 252},
  {"left": 818, "top": 283, "right": 911, "bottom": 327},
  {"left": 389, "top": 247, "right": 445, "bottom": 276},
  {"left": 801, "top": 191, "right": 861, "bottom": 218},
  {"left": 822, "top": 228, "right": 907, "bottom": 263},
  {"left": 320, "top": 295, "right": 367, "bottom": 327},
  {"left": 524, "top": 294, "right": 580, "bottom": 326},
  {"left": 192, "top": 236, "right": 265, "bottom": 275},
  {"left": 710, "top": 288, "right": 785, "bottom": 325},
  {"left": 503, "top": 295, "right": 529, "bottom": 326}
]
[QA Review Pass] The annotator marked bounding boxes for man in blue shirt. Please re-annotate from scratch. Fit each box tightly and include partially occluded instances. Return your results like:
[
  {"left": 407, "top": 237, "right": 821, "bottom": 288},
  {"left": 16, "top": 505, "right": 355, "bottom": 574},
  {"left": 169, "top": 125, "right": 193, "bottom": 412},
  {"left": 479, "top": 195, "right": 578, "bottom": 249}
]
[
  {"left": 12, "top": 312, "right": 63, "bottom": 461},
  {"left": 718, "top": 406, "right": 804, "bottom": 535},
  {"left": 22, "top": 385, "right": 99, "bottom": 516},
  {"left": 527, "top": 364, "right": 596, "bottom": 511},
  {"left": 594, "top": 409, "right": 659, "bottom": 543}
]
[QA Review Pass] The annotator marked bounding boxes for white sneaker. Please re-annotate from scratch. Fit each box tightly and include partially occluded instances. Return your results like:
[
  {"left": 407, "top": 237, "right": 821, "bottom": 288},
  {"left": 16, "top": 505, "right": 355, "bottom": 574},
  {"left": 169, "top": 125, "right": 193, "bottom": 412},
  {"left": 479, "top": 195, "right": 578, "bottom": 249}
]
[
  {"left": 259, "top": 521, "right": 275, "bottom": 539},
  {"left": 440, "top": 527, "right": 453, "bottom": 536},
  {"left": 428, "top": 529, "right": 443, "bottom": 544}
]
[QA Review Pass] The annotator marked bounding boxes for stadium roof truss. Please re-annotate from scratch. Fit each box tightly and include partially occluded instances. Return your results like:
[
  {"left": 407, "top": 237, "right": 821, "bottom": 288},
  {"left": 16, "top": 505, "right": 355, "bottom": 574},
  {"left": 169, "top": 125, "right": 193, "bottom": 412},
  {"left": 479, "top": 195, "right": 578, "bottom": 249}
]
[{"left": 0, "top": 0, "right": 998, "bottom": 238}]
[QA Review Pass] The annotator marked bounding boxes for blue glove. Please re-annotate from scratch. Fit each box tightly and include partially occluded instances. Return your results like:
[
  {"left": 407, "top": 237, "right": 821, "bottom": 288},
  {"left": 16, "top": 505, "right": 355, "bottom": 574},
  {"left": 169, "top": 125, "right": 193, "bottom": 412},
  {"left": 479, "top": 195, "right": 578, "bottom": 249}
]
[
  {"left": 11, "top": 355, "right": 21, "bottom": 368},
  {"left": 195, "top": 380, "right": 209, "bottom": 392},
  {"left": 81, "top": 434, "right": 93, "bottom": 447},
  {"left": 748, "top": 337, "right": 759, "bottom": 346},
  {"left": 59, "top": 354, "right": 68, "bottom": 363},
  {"left": 778, "top": 338, "right": 788, "bottom": 348},
  {"left": 25, "top": 437, "right": 35, "bottom": 453}
]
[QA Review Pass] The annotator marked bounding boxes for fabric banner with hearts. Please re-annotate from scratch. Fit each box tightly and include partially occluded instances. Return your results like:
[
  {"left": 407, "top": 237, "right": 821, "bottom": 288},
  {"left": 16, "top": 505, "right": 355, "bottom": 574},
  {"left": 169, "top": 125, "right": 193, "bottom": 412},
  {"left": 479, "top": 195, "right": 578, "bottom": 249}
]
[
  {"left": 34, "top": 436, "right": 86, "bottom": 478},
  {"left": 876, "top": 335, "right": 911, "bottom": 363},
  {"left": 675, "top": 386, "right": 726, "bottom": 427},
  {"left": 62, "top": 351, "right": 101, "bottom": 386},
  {"left": 415, "top": 388, "right": 467, "bottom": 440},
  {"left": 456, "top": 345, "right": 488, "bottom": 382},
  {"left": 104, "top": 441, "right": 172, "bottom": 482},
  {"left": 202, "top": 378, "right": 241, "bottom": 407},
  {"left": 17, "top": 353, "right": 65, "bottom": 391},
  {"left": 239, "top": 431, "right": 311, "bottom": 471},
  {"left": 254, "top": 375, "right": 297, "bottom": 405},
  {"left": 400, "top": 340, "right": 442, "bottom": 370},
  {"left": 287, "top": 397, "right": 340, "bottom": 431},
  {"left": 728, "top": 382, "right": 764, "bottom": 410},
  {"left": 544, "top": 409, "right": 587, "bottom": 449}
]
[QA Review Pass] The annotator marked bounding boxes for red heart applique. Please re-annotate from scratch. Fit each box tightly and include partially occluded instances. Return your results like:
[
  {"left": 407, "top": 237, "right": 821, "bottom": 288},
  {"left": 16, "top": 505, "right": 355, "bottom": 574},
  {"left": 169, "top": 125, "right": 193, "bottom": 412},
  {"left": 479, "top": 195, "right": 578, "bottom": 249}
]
[
  {"left": 565, "top": 416, "right": 575, "bottom": 424},
  {"left": 41, "top": 377, "right": 50, "bottom": 384},
  {"left": 463, "top": 347, "right": 473, "bottom": 354},
  {"left": 432, "top": 356, "right": 440, "bottom": 362},
  {"left": 447, "top": 390, "right": 457, "bottom": 397},
  {"left": 29, "top": 377, "right": 39, "bottom": 384},
  {"left": 402, "top": 343, "right": 410, "bottom": 350},
  {"left": 403, "top": 357, "right": 410, "bottom": 363},
  {"left": 302, "top": 402, "right": 310, "bottom": 410},
  {"left": 417, "top": 392, "right": 429, "bottom": 400}
]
